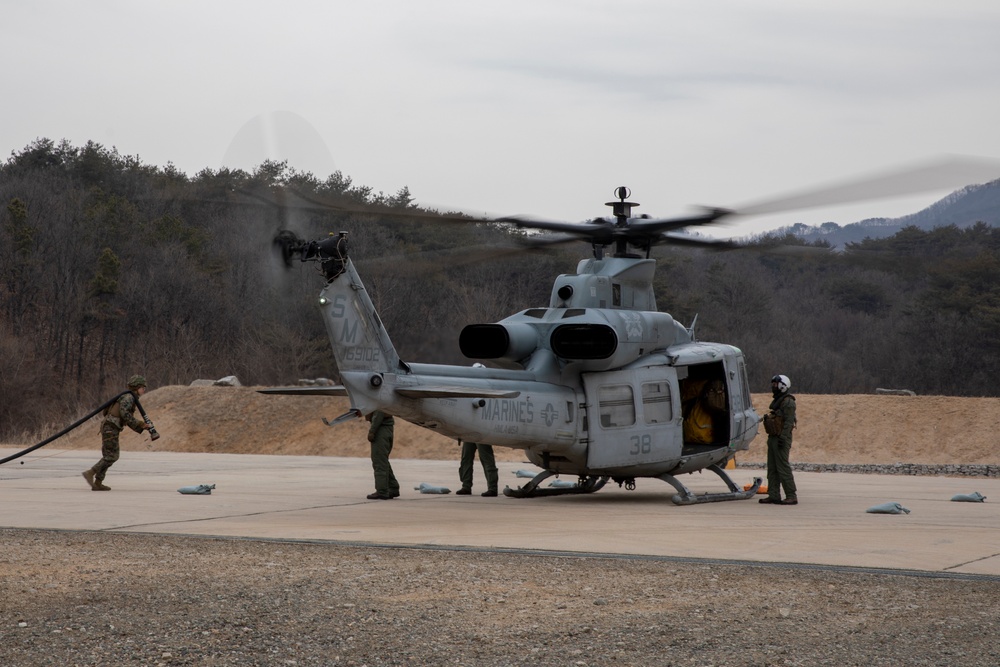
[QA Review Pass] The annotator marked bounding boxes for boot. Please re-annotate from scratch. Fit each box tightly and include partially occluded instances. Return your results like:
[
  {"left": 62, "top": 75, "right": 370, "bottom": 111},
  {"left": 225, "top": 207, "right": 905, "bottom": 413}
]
[
  {"left": 481, "top": 489, "right": 498, "bottom": 497},
  {"left": 456, "top": 487, "right": 472, "bottom": 495},
  {"left": 82, "top": 470, "right": 97, "bottom": 490},
  {"left": 93, "top": 478, "right": 111, "bottom": 491}
]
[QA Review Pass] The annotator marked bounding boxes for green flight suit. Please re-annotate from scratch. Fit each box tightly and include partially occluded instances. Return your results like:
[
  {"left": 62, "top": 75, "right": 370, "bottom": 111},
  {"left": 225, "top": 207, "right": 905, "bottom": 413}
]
[
  {"left": 368, "top": 411, "right": 399, "bottom": 496},
  {"left": 458, "top": 441, "right": 498, "bottom": 493},
  {"left": 765, "top": 392, "right": 797, "bottom": 502}
]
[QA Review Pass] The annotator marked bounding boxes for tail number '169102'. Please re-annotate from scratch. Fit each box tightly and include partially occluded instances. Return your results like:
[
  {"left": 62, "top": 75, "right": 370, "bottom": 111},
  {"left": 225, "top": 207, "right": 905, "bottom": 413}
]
[{"left": 345, "top": 346, "right": 381, "bottom": 362}]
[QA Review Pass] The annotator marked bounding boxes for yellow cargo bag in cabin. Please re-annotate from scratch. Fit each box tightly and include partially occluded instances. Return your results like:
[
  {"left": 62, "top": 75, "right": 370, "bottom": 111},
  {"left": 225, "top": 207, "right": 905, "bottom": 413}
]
[{"left": 683, "top": 400, "right": 715, "bottom": 444}]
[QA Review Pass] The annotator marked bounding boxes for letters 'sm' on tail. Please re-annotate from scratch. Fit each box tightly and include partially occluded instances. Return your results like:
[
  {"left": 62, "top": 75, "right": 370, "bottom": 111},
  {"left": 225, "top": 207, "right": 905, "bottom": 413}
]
[{"left": 317, "top": 258, "right": 401, "bottom": 377}]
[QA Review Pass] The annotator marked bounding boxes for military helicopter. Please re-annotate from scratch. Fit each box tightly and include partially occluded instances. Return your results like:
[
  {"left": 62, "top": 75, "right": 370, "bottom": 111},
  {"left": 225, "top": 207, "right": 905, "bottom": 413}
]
[
  {"left": 262, "top": 157, "right": 1000, "bottom": 504},
  {"left": 263, "top": 185, "right": 765, "bottom": 505}
]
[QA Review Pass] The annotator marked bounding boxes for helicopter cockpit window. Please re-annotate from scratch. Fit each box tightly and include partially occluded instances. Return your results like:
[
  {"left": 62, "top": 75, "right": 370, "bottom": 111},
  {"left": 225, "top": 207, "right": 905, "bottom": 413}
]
[
  {"left": 598, "top": 384, "right": 635, "bottom": 428},
  {"left": 641, "top": 382, "right": 673, "bottom": 424},
  {"left": 524, "top": 309, "right": 547, "bottom": 318}
]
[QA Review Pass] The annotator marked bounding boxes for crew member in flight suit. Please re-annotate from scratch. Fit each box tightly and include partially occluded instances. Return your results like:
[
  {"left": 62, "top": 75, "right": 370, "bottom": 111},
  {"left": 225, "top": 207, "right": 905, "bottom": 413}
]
[
  {"left": 760, "top": 374, "right": 798, "bottom": 505},
  {"left": 366, "top": 410, "right": 400, "bottom": 500},
  {"left": 456, "top": 441, "right": 499, "bottom": 497}
]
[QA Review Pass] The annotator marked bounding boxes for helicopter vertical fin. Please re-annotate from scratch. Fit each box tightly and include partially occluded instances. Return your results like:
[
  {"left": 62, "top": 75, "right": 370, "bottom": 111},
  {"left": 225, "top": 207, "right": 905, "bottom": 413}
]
[{"left": 317, "top": 258, "right": 402, "bottom": 376}]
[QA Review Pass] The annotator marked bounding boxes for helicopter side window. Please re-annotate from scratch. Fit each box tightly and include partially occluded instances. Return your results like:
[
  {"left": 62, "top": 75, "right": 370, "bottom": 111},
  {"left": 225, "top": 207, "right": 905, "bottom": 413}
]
[
  {"left": 598, "top": 384, "right": 635, "bottom": 428},
  {"left": 738, "top": 360, "right": 753, "bottom": 411},
  {"left": 641, "top": 382, "right": 673, "bottom": 424}
]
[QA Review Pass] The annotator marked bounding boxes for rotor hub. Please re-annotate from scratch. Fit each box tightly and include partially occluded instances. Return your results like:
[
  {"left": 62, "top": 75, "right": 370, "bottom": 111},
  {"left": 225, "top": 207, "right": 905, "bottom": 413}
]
[{"left": 605, "top": 186, "right": 638, "bottom": 226}]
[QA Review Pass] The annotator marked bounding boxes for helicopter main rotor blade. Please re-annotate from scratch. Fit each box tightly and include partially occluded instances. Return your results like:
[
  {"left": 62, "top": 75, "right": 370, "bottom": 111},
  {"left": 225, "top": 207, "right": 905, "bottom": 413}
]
[
  {"left": 623, "top": 208, "right": 735, "bottom": 234},
  {"left": 499, "top": 209, "right": 737, "bottom": 236},
  {"left": 355, "top": 237, "right": 564, "bottom": 274},
  {"left": 235, "top": 186, "right": 504, "bottom": 227},
  {"left": 656, "top": 233, "right": 741, "bottom": 250},
  {"left": 731, "top": 154, "right": 1000, "bottom": 217},
  {"left": 496, "top": 214, "right": 612, "bottom": 233},
  {"left": 521, "top": 232, "right": 595, "bottom": 249}
]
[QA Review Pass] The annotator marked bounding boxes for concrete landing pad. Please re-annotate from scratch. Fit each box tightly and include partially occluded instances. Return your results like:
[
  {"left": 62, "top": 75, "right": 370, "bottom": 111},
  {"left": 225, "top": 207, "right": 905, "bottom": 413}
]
[{"left": 2, "top": 448, "right": 998, "bottom": 576}]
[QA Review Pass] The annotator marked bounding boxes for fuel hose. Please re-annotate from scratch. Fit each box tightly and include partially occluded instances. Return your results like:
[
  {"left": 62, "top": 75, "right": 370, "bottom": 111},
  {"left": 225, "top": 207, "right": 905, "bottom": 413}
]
[{"left": 0, "top": 391, "right": 156, "bottom": 466}]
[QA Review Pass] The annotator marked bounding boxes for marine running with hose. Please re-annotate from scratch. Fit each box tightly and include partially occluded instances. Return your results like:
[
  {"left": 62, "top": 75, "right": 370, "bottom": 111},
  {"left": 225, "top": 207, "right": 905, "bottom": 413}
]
[{"left": 0, "top": 376, "right": 159, "bottom": 488}]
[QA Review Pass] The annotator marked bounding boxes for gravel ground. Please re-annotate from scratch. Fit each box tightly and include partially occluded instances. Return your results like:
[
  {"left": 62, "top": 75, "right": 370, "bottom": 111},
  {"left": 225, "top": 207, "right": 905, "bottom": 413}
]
[{"left": 3, "top": 529, "right": 999, "bottom": 667}]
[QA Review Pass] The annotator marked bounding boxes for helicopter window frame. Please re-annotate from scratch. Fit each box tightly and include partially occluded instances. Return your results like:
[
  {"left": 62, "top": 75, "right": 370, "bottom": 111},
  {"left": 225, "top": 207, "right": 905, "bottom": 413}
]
[
  {"left": 641, "top": 381, "right": 673, "bottom": 424},
  {"left": 597, "top": 384, "right": 636, "bottom": 429},
  {"left": 738, "top": 360, "right": 753, "bottom": 411}
]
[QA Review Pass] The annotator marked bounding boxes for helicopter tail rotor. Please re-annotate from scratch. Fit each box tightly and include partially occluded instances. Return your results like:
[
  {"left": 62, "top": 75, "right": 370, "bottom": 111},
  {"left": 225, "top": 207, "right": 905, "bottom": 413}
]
[
  {"left": 273, "top": 229, "right": 307, "bottom": 268},
  {"left": 273, "top": 230, "right": 351, "bottom": 282}
]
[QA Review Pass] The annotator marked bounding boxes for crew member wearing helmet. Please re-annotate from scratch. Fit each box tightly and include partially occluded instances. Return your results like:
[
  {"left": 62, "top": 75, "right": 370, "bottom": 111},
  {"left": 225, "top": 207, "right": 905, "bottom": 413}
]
[
  {"left": 760, "top": 374, "right": 798, "bottom": 505},
  {"left": 82, "top": 375, "right": 151, "bottom": 491}
]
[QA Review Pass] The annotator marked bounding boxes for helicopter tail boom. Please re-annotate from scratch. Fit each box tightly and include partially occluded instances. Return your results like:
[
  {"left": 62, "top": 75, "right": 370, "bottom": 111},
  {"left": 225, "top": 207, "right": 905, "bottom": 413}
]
[{"left": 317, "top": 257, "right": 403, "bottom": 379}]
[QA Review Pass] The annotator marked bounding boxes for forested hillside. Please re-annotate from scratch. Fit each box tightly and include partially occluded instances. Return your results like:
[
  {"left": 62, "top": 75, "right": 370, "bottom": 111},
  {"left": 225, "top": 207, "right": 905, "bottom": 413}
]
[
  {"left": 3, "top": 139, "right": 1000, "bottom": 439},
  {"left": 765, "top": 178, "right": 1000, "bottom": 248}
]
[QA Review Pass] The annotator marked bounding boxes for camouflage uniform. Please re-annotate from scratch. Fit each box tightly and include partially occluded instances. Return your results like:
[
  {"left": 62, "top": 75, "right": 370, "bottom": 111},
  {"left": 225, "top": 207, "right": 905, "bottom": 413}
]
[
  {"left": 765, "top": 392, "right": 797, "bottom": 503},
  {"left": 458, "top": 442, "right": 498, "bottom": 496},
  {"left": 84, "top": 377, "right": 147, "bottom": 490},
  {"left": 367, "top": 411, "right": 399, "bottom": 499}
]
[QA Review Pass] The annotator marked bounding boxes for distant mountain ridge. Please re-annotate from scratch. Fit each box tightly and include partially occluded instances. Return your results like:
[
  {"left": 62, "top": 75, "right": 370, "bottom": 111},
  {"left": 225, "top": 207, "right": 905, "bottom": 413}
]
[{"left": 761, "top": 178, "right": 1000, "bottom": 248}]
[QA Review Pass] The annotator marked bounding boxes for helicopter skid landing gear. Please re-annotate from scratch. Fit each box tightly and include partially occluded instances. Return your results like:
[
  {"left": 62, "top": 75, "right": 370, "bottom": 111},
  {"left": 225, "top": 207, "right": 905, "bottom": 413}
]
[
  {"left": 503, "top": 471, "right": 610, "bottom": 498},
  {"left": 660, "top": 464, "right": 762, "bottom": 506}
]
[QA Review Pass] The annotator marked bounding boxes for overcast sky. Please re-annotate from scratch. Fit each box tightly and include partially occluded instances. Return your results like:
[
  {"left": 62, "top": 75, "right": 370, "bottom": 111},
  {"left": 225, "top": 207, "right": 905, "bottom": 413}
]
[{"left": 4, "top": 0, "right": 1000, "bottom": 237}]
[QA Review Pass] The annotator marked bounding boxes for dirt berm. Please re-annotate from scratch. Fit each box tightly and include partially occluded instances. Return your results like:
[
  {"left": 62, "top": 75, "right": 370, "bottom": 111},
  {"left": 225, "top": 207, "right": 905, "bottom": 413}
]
[{"left": 37, "top": 386, "right": 1000, "bottom": 465}]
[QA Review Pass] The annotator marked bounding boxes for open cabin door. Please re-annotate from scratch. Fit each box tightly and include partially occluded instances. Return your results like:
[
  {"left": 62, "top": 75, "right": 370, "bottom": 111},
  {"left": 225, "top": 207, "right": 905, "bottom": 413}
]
[
  {"left": 583, "top": 367, "right": 683, "bottom": 469},
  {"left": 728, "top": 356, "right": 759, "bottom": 450}
]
